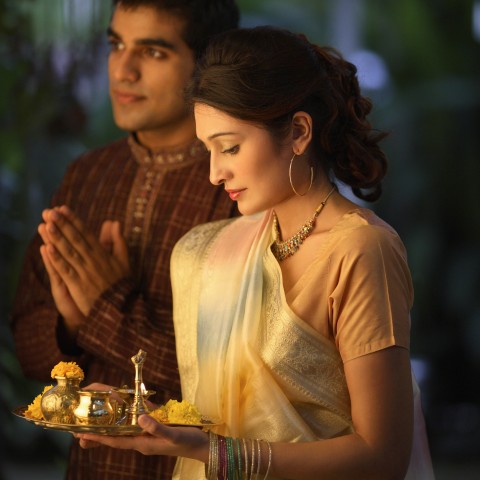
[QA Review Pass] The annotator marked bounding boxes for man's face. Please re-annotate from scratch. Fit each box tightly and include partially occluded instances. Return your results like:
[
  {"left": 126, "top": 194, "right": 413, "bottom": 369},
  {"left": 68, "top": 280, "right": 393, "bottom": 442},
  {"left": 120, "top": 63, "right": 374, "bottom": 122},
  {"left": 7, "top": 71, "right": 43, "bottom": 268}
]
[{"left": 107, "top": 6, "right": 196, "bottom": 147}]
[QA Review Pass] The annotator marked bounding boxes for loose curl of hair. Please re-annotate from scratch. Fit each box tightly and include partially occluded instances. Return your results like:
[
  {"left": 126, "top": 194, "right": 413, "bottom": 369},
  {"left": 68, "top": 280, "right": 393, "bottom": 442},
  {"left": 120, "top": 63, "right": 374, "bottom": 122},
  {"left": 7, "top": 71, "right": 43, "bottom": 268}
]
[{"left": 189, "top": 26, "right": 388, "bottom": 201}]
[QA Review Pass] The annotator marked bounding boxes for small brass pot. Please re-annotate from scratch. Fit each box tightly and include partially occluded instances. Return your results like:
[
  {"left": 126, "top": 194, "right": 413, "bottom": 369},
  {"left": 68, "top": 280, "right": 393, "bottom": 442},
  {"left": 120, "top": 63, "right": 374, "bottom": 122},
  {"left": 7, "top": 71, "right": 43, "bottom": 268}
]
[{"left": 73, "top": 390, "right": 114, "bottom": 425}]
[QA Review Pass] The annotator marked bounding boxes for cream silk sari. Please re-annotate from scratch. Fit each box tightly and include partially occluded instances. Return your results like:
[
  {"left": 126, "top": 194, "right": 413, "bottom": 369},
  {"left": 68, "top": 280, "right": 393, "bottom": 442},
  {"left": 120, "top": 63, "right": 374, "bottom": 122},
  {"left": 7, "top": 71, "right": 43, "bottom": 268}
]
[{"left": 171, "top": 211, "right": 434, "bottom": 479}]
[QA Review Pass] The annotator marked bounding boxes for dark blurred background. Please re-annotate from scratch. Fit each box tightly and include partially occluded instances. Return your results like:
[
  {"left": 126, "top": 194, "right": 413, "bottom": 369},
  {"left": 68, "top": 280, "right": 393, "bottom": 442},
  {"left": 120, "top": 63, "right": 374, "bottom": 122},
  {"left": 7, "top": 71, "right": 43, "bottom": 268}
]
[{"left": 1, "top": 0, "right": 479, "bottom": 478}]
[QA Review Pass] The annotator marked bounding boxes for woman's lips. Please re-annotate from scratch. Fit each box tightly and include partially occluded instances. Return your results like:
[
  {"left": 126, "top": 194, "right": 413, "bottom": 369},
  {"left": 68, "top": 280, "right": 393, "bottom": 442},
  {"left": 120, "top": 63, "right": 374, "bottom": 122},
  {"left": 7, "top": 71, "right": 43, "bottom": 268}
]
[{"left": 226, "top": 189, "right": 246, "bottom": 201}]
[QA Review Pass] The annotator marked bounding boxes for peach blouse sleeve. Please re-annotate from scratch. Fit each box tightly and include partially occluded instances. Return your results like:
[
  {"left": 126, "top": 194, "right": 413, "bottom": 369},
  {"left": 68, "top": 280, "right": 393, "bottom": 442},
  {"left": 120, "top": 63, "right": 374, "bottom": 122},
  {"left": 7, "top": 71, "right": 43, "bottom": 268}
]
[{"left": 327, "top": 221, "right": 414, "bottom": 362}]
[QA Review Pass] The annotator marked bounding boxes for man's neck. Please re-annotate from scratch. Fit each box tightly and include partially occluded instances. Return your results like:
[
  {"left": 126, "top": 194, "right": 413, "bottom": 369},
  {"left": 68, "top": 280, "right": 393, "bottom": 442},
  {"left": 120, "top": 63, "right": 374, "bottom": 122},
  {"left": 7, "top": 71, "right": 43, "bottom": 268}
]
[{"left": 135, "top": 121, "right": 197, "bottom": 152}]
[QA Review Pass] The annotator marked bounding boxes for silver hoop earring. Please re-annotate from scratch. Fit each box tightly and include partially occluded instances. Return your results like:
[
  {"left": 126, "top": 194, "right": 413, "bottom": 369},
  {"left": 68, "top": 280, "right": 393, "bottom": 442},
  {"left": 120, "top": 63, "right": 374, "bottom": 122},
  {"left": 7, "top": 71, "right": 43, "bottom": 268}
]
[{"left": 289, "top": 153, "right": 313, "bottom": 196}]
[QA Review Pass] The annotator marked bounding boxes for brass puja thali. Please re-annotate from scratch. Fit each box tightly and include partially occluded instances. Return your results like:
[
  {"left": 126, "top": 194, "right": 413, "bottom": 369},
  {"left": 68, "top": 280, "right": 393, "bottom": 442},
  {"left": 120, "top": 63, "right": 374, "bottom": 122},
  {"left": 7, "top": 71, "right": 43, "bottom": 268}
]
[
  {"left": 13, "top": 350, "right": 221, "bottom": 435},
  {"left": 13, "top": 406, "right": 221, "bottom": 434},
  {"left": 12, "top": 406, "right": 143, "bottom": 435}
]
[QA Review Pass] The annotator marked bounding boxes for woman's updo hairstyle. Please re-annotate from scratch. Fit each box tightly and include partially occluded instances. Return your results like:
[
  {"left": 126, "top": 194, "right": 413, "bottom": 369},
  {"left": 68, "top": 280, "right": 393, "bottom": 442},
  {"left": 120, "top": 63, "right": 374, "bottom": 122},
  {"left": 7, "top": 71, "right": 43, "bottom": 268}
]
[{"left": 190, "top": 26, "right": 388, "bottom": 201}]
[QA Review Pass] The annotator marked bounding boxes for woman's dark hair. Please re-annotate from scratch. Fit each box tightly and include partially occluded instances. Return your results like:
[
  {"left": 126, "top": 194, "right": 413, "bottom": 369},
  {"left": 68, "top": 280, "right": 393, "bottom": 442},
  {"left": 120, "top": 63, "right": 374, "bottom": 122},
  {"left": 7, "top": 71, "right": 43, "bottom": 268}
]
[
  {"left": 190, "top": 26, "right": 388, "bottom": 201},
  {"left": 112, "top": 0, "right": 240, "bottom": 60}
]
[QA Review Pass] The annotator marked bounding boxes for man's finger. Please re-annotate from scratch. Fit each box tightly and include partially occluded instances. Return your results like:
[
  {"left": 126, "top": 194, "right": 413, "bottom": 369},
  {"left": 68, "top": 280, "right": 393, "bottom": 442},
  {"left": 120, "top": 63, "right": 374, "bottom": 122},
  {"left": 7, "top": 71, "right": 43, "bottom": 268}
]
[
  {"left": 40, "top": 245, "right": 63, "bottom": 286},
  {"left": 45, "top": 244, "right": 78, "bottom": 280},
  {"left": 99, "top": 220, "right": 115, "bottom": 253},
  {"left": 57, "top": 206, "right": 95, "bottom": 249},
  {"left": 43, "top": 212, "right": 90, "bottom": 271},
  {"left": 111, "top": 221, "right": 129, "bottom": 268},
  {"left": 99, "top": 220, "right": 129, "bottom": 271}
]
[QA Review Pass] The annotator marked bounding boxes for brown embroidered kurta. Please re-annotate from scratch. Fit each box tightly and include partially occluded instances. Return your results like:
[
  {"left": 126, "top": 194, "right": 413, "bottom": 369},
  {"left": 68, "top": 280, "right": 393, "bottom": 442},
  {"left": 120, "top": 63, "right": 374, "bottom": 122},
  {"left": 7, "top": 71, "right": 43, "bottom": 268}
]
[{"left": 10, "top": 135, "right": 237, "bottom": 480}]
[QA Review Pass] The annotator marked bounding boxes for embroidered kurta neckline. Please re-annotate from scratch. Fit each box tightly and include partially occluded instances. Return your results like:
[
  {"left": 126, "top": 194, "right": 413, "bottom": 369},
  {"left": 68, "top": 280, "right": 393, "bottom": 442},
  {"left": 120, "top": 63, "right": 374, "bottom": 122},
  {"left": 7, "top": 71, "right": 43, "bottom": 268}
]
[{"left": 128, "top": 135, "right": 207, "bottom": 168}]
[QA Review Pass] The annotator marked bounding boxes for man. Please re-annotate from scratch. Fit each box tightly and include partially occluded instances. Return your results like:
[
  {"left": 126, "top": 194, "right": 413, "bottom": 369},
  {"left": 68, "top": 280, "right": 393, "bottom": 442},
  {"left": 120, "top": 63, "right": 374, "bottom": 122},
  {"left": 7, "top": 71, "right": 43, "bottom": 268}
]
[{"left": 10, "top": 1, "right": 239, "bottom": 478}]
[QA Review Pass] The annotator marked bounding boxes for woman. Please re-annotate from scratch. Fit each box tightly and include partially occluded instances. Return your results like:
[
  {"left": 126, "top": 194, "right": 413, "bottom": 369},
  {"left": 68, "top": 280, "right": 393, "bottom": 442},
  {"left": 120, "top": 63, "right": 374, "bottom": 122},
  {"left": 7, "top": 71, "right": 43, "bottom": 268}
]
[{"left": 78, "top": 26, "right": 434, "bottom": 479}]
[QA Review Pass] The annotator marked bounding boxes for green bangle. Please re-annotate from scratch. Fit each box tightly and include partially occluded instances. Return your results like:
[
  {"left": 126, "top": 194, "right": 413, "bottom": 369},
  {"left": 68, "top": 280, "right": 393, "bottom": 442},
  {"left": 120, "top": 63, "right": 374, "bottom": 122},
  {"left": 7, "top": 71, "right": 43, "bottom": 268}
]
[
  {"left": 236, "top": 438, "right": 243, "bottom": 478},
  {"left": 225, "top": 436, "right": 235, "bottom": 479}
]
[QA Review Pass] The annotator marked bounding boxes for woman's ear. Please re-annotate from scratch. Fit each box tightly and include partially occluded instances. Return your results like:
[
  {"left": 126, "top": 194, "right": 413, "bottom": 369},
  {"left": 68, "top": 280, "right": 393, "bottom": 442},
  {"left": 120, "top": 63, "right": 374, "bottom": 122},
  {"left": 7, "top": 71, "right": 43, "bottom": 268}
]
[{"left": 291, "top": 111, "right": 313, "bottom": 155}]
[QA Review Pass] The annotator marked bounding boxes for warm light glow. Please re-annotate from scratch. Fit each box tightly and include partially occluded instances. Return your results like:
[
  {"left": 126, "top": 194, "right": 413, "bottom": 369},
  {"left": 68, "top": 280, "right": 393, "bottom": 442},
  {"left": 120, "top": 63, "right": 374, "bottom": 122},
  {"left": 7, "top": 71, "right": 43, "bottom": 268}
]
[{"left": 141, "top": 383, "right": 147, "bottom": 394}]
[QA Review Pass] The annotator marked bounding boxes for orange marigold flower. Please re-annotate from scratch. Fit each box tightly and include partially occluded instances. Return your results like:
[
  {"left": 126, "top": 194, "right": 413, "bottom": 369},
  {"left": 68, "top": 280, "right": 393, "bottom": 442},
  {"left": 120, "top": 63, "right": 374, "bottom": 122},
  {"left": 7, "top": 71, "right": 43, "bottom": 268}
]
[
  {"left": 50, "top": 361, "right": 84, "bottom": 380},
  {"left": 24, "top": 385, "right": 53, "bottom": 420}
]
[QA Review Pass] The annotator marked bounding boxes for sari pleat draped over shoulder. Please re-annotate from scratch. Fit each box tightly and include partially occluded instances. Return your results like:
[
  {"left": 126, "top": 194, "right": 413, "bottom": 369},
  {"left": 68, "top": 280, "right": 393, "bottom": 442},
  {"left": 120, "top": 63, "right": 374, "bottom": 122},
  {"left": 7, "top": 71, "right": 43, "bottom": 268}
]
[{"left": 170, "top": 211, "right": 434, "bottom": 480}]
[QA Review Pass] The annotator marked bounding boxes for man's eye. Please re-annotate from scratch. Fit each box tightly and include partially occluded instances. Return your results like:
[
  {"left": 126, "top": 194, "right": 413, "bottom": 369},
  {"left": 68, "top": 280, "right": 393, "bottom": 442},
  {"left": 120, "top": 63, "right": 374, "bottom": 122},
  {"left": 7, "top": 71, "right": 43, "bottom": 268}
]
[
  {"left": 144, "top": 48, "right": 165, "bottom": 59},
  {"left": 222, "top": 145, "right": 239, "bottom": 155},
  {"left": 108, "top": 39, "right": 124, "bottom": 52}
]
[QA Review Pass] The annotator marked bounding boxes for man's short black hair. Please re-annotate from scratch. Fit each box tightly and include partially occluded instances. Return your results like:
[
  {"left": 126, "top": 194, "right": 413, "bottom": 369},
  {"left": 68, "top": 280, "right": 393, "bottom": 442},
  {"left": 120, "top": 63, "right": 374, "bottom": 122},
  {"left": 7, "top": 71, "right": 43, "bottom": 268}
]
[{"left": 112, "top": 0, "right": 240, "bottom": 59}]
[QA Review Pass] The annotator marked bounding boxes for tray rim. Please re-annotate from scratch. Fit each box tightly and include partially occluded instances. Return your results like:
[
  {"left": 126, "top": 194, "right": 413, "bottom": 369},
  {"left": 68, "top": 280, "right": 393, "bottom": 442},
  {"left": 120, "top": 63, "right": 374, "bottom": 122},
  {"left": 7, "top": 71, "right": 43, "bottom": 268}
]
[
  {"left": 12, "top": 406, "right": 143, "bottom": 435},
  {"left": 12, "top": 406, "right": 221, "bottom": 435}
]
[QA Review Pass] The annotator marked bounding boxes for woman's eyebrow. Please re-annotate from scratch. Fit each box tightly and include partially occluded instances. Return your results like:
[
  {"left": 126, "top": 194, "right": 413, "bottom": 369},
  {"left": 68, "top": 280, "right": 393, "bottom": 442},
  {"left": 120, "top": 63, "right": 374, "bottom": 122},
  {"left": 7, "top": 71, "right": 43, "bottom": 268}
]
[{"left": 208, "top": 132, "right": 237, "bottom": 140}]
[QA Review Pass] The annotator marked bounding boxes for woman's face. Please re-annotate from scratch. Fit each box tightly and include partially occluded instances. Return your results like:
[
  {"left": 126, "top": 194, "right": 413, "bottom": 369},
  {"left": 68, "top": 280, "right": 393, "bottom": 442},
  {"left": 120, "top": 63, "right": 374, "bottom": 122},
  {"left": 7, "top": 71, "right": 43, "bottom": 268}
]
[{"left": 194, "top": 104, "right": 294, "bottom": 216}]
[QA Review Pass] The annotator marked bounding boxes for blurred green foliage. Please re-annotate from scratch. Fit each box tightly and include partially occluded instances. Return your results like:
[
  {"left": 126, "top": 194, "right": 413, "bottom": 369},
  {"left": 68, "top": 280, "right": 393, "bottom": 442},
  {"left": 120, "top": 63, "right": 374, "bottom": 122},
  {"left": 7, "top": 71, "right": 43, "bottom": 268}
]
[{"left": 1, "top": 0, "right": 479, "bottom": 477}]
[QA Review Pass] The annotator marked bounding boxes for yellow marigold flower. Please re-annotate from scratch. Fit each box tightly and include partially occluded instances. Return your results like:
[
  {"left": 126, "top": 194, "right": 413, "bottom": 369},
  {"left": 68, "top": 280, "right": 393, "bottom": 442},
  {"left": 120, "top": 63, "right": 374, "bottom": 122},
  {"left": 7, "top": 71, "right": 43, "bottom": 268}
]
[
  {"left": 50, "top": 361, "right": 84, "bottom": 380},
  {"left": 24, "top": 385, "right": 53, "bottom": 420},
  {"left": 149, "top": 399, "right": 202, "bottom": 424},
  {"left": 149, "top": 405, "right": 168, "bottom": 423},
  {"left": 166, "top": 399, "right": 201, "bottom": 424}
]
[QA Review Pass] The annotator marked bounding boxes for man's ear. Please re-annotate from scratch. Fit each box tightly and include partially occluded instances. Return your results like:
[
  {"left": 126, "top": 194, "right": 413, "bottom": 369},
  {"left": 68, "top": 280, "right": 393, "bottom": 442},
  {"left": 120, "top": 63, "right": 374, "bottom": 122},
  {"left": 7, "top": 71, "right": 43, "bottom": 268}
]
[{"left": 291, "top": 111, "right": 313, "bottom": 154}]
